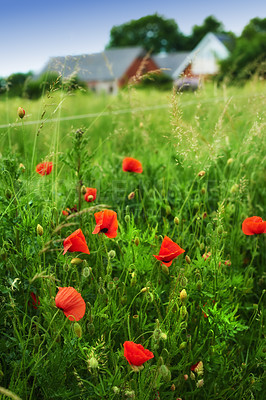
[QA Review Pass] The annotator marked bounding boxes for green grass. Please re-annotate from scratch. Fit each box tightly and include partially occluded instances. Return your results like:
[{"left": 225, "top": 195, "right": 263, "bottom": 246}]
[{"left": 0, "top": 80, "right": 265, "bottom": 400}]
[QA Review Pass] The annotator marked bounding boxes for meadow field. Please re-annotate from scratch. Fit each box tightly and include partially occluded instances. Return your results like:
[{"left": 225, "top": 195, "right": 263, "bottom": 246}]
[{"left": 0, "top": 80, "right": 265, "bottom": 400}]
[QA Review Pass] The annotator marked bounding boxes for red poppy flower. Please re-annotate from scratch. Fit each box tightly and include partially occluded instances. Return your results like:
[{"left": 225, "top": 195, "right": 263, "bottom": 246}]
[
  {"left": 30, "top": 292, "right": 40, "bottom": 309},
  {"left": 191, "top": 361, "right": 204, "bottom": 375},
  {"left": 153, "top": 236, "right": 185, "bottom": 267},
  {"left": 122, "top": 157, "right": 143, "bottom": 173},
  {"left": 123, "top": 341, "right": 154, "bottom": 366},
  {"left": 92, "top": 210, "right": 118, "bottom": 238},
  {"left": 36, "top": 161, "right": 53, "bottom": 176},
  {"left": 242, "top": 216, "right": 266, "bottom": 235},
  {"left": 84, "top": 188, "right": 97, "bottom": 202},
  {"left": 62, "top": 205, "right": 77, "bottom": 216},
  {"left": 55, "top": 287, "right": 86, "bottom": 321},
  {"left": 63, "top": 228, "right": 90, "bottom": 255}
]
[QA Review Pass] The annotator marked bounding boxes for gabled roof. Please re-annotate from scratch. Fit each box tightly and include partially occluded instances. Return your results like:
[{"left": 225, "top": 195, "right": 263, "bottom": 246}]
[
  {"left": 172, "top": 32, "right": 230, "bottom": 79},
  {"left": 43, "top": 47, "right": 146, "bottom": 82},
  {"left": 152, "top": 52, "right": 190, "bottom": 77}
]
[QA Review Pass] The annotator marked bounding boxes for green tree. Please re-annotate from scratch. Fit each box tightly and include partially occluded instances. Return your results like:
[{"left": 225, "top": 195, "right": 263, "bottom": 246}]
[
  {"left": 5, "top": 72, "right": 33, "bottom": 97},
  {"left": 188, "top": 15, "right": 225, "bottom": 49},
  {"left": 106, "top": 14, "right": 187, "bottom": 53},
  {"left": 218, "top": 17, "right": 266, "bottom": 83}
]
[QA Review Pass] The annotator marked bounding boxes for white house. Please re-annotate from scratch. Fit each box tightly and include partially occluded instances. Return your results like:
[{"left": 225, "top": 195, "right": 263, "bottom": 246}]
[{"left": 173, "top": 32, "right": 230, "bottom": 79}]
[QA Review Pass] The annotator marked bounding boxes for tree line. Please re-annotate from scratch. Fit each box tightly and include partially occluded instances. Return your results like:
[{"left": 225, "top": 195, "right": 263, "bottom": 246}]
[{"left": 1, "top": 14, "right": 265, "bottom": 98}]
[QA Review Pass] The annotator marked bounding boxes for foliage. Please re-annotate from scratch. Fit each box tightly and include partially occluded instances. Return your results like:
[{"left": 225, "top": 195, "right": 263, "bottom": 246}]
[
  {"left": 218, "top": 18, "right": 266, "bottom": 83},
  {"left": 106, "top": 13, "right": 187, "bottom": 53},
  {"left": 0, "top": 82, "right": 265, "bottom": 399}
]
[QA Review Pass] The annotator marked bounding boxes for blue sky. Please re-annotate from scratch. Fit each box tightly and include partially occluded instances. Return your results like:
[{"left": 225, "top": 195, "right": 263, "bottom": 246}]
[{"left": 1, "top": 0, "right": 265, "bottom": 77}]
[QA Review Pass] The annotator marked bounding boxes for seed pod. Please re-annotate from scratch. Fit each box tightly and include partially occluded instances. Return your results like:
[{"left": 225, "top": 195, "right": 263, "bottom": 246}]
[{"left": 159, "top": 332, "right": 167, "bottom": 341}]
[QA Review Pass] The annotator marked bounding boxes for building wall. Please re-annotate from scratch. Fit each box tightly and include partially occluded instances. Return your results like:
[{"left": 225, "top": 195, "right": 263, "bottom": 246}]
[
  {"left": 87, "top": 80, "right": 118, "bottom": 94},
  {"left": 118, "top": 57, "right": 159, "bottom": 87}
]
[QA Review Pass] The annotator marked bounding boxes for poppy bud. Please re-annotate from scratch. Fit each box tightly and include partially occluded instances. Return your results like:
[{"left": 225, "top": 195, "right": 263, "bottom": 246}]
[
  {"left": 165, "top": 205, "right": 171, "bottom": 216},
  {"left": 108, "top": 250, "right": 116, "bottom": 259},
  {"left": 159, "top": 332, "right": 167, "bottom": 341},
  {"left": 88, "top": 356, "right": 98, "bottom": 369},
  {"left": 87, "top": 322, "right": 95, "bottom": 336},
  {"left": 74, "top": 322, "right": 82, "bottom": 338},
  {"left": 196, "top": 280, "right": 202, "bottom": 290},
  {"left": 19, "top": 163, "right": 26, "bottom": 173},
  {"left": 82, "top": 266, "right": 91, "bottom": 278},
  {"left": 81, "top": 185, "right": 87, "bottom": 194},
  {"left": 134, "top": 237, "right": 140, "bottom": 246},
  {"left": 193, "top": 202, "right": 200, "bottom": 210},
  {"left": 5, "top": 189, "right": 12, "bottom": 199},
  {"left": 107, "top": 281, "right": 115, "bottom": 290},
  {"left": 185, "top": 255, "right": 191, "bottom": 264},
  {"left": 196, "top": 379, "right": 204, "bottom": 388},
  {"left": 33, "top": 333, "right": 41, "bottom": 347},
  {"left": 180, "top": 305, "right": 187, "bottom": 319},
  {"left": 227, "top": 158, "right": 233, "bottom": 165},
  {"left": 161, "top": 264, "right": 169, "bottom": 275},
  {"left": 184, "top": 374, "right": 188, "bottom": 380},
  {"left": 17, "top": 107, "right": 25, "bottom": 119},
  {"left": 174, "top": 216, "right": 179, "bottom": 225},
  {"left": 124, "top": 215, "right": 130, "bottom": 224},
  {"left": 141, "top": 286, "right": 149, "bottom": 293},
  {"left": 112, "top": 386, "right": 120, "bottom": 394},
  {"left": 98, "top": 286, "right": 106, "bottom": 295},
  {"left": 125, "top": 390, "right": 135, "bottom": 398},
  {"left": 139, "top": 121, "right": 144, "bottom": 128},
  {"left": 70, "top": 257, "right": 83, "bottom": 265},
  {"left": 190, "top": 371, "right": 195, "bottom": 380},
  {"left": 217, "top": 226, "right": 223, "bottom": 234},
  {"left": 171, "top": 384, "right": 175, "bottom": 391},
  {"left": 225, "top": 259, "right": 231, "bottom": 266},
  {"left": 37, "top": 224, "right": 44, "bottom": 236},
  {"left": 180, "top": 289, "right": 187, "bottom": 303},
  {"left": 198, "top": 170, "right": 205, "bottom": 177},
  {"left": 159, "top": 365, "right": 171, "bottom": 382},
  {"left": 200, "top": 243, "right": 204, "bottom": 251},
  {"left": 87, "top": 195, "right": 94, "bottom": 202},
  {"left": 130, "top": 272, "right": 137, "bottom": 287},
  {"left": 179, "top": 341, "right": 187, "bottom": 350},
  {"left": 230, "top": 184, "right": 239, "bottom": 194},
  {"left": 201, "top": 187, "right": 206, "bottom": 195},
  {"left": 128, "top": 191, "right": 135, "bottom": 200}
]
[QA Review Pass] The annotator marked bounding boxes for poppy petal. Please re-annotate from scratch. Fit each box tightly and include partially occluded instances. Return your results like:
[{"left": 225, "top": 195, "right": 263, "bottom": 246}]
[
  {"left": 123, "top": 341, "right": 154, "bottom": 366},
  {"left": 63, "top": 228, "right": 90, "bottom": 255},
  {"left": 122, "top": 157, "right": 143, "bottom": 173},
  {"left": 55, "top": 287, "right": 86, "bottom": 321},
  {"left": 242, "top": 216, "right": 266, "bottom": 235}
]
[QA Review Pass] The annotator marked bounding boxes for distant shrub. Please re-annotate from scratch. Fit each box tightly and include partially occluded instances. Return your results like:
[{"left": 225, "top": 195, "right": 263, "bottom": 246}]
[{"left": 137, "top": 71, "right": 173, "bottom": 90}]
